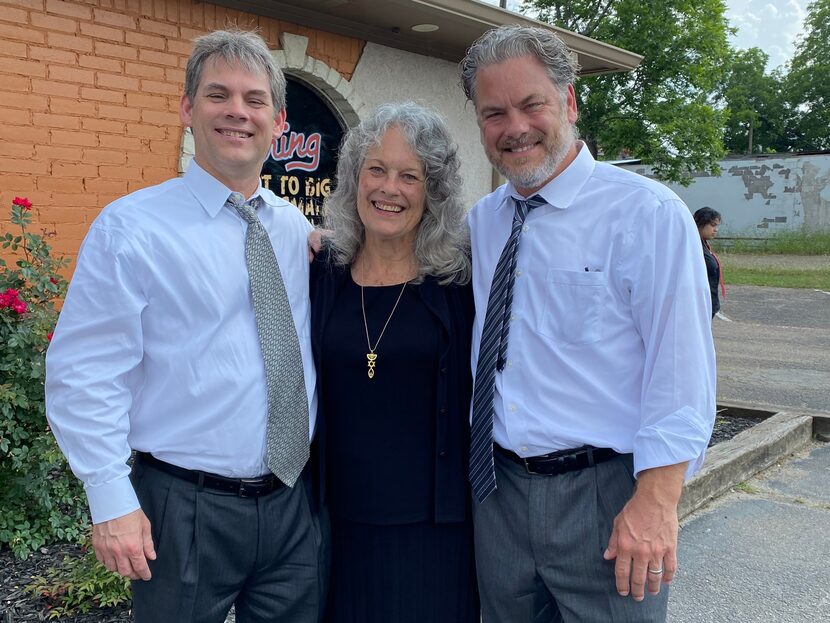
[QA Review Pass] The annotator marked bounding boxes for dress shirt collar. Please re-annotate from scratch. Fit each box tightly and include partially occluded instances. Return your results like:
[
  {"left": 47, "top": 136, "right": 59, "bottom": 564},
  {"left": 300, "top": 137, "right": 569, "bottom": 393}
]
[
  {"left": 183, "top": 160, "right": 273, "bottom": 218},
  {"left": 496, "top": 141, "right": 596, "bottom": 212}
]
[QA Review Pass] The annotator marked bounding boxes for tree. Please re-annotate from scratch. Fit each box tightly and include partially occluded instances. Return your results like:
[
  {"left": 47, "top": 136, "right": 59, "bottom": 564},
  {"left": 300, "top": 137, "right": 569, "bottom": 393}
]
[
  {"left": 524, "top": 0, "right": 732, "bottom": 183},
  {"left": 719, "top": 47, "right": 794, "bottom": 154},
  {"left": 787, "top": 0, "right": 830, "bottom": 150}
]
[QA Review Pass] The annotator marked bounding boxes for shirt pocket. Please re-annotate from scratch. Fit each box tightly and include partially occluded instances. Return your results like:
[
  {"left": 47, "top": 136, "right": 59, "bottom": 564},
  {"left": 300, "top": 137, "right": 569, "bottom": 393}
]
[{"left": 539, "top": 269, "right": 606, "bottom": 345}]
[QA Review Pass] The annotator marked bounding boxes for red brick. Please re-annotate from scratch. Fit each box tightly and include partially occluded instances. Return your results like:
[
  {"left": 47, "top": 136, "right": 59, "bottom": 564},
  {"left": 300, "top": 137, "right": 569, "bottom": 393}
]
[
  {"left": 81, "top": 117, "right": 125, "bottom": 134},
  {"left": 0, "top": 157, "right": 49, "bottom": 174},
  {"left": 32, "top": 78, "right": 79, "bottom": 97},
  {"left": 0, "top": 174, "right": 37, "bottom": 192},
  {"left": 32, "top": 112, "right": 79, "bottom": 129},
  {"left": 0, "top": 142, "right": 36, "bottom": 158},
  {"left": 142, "top": 166, "right": 173, "bottom": 184},
  {"left": 140, "top": 109, "right": 179, "bottom": 125},
  {"left": 1, "top": 74, "right": 30, "bottom": 93},
  {"left": 0, "top": 39, "right": 27, "bottom": 58},
  {"left": 98, "top": 103, "right": 140, "bottom": 121},
  {"left": 38, "top": 176, "right": 85, "bottom": 192},
  {"left": 80, "top": 87, "right": 125, "bottom": 103},
  {"left": 0, "top": 5, "right": 29, "bottom": 23},
  {"left": 0, "top": 23, "right": 45, "bottom": 44},
  {"left": 2, "top": 0, "right": 44, "bottom": 10},
  {"left": 94, "top": 41, "right": 137, "bottom": 60},
  {"left": 49, "top": 97, "right": 96, "bottom": 116},
  {"left": 46, "top": 0, "right": 92, "bottom": 20},
  {"left": 36, "top": 144, "right": 81, "bottom": 161},
  {"left": 125, "top": 30, "right": 165, "bottom": 50},
  {"left": 126, "top": 151, "right": 167, "bottom": 167},
  {"left": 97, "top": 72, "right": 140, "bottom": 91},
  {"left": 2, "top": 109, "right": 30, "bottom": 125},
  {"left": 139, "top": 78, "right": 179, "bottom": 95},
  {"left": 180, "top": 26, "right": 204, "bottom": 42},
  {"left": 51, "top": 161, "right": 99, "bottom": 177},
  {"left": 100, "top": 134, "right": 144, "bottom": 151},
  {"left": 138, "top": 49, "right": 177, "bottom": 67},
  {"left": 124, "top": 60, "right": 165, "bottom": 79},
  {"left": 149, "top": 139, "right": 177, "bottom": 154},
  {"left": 0, "top": 56, "right": 47, "bottom": 79},
  {"left": 126, "top": 92, "right": 166, "bottom": 109},
  {"left": 99, "top": 164, "right": 142, "bottom": 180},
  {"left": 81, "top": 148, "right": 126, "bottom": 164},
  {"left": 93, "top": 8, "right": 136, "bottom": 29},
  {"left": 29, "top": 45, "right": 77, "bottom": 64},
  {"left": 79, "top": 22, "right": 124, "bottom": 42},
  {"left": 51, "top": 129, "right": 98, "bottom": 147},
  {"left": 0, "top": 123, "right": 49, "bottom": 143},
  {"left": 139, "top": 17, "right": 177, "bottom": 37},
  {"left": 37, "top": 205, "right": 90, "bottom": 221},
  {"left": 78, "top": 54, "right": 122, "bottom": 72},
  {"left": 6, "top": 92, "right": 48, "bottom": 112},
  {"left": 126, "top": 122, "right": 167, "bottom": 139},
  {"left": 85, "top": 177, "right": 128, "bottom": 193},
  {"left": 48, "top": 64, "right": 94, "bottom": 85},
  {"left": 167, "top": 39, "right": 191, "bottom": 56},
  {"left": 47, "top": 32, "right": 94, "bottom": 53},
  {"left": 31, "top": 12, "right": 77, "bottom": 33}
]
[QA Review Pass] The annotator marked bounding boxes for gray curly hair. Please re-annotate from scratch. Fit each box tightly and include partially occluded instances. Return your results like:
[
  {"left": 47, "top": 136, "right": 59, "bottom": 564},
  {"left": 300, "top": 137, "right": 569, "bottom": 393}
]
[
  {"left": 323, "top": 102, "right": 470, "bottom": 286},
  {"left": 460, "top": 24, "right": 579, "bottom": 104},
  {"left": 185, "top": 29, "right": 286, "bottom": 115}
]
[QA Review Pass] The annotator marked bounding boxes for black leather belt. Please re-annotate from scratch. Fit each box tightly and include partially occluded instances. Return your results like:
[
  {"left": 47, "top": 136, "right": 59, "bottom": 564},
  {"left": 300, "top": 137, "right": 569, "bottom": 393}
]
[
  {"left": 494, "top": 444, "right": 623, "bottom": 476},
  {"left": 135, "top": 452, "right": 284, "bottom": 498}
]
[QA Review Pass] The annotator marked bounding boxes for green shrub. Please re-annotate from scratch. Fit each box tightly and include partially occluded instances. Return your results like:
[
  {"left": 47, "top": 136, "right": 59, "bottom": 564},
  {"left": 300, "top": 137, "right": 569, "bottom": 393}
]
[
  {"left": 0, "top": 196, "right": 88, "bottom": 558},
  {"left": 27, "top": 538, "right": 132, "bottom": 618}
]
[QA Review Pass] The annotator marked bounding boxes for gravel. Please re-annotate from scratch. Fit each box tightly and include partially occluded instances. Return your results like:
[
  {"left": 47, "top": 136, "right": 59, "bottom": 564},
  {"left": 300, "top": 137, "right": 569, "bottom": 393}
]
[{"left": 1, "top": 416, "right": 759, "bottom": 622}]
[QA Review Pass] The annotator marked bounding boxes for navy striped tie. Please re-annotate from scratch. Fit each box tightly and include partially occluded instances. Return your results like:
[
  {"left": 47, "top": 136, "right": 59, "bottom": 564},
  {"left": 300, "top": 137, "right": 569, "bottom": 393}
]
[{"left": 469, "top": 194, "right": 546, "bottom": 502}]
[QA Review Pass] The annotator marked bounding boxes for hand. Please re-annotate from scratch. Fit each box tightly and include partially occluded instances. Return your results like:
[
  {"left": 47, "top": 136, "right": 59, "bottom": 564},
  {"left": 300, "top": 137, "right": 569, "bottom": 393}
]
[
  {"left": 91, "top": 508, "right": 156, "bottom": 581},
  {"left": 307, "top": 228, "right": 332, "bottom": 262},
  {"left": 603, "top": 462, "right": 687, "bottom": 601}
]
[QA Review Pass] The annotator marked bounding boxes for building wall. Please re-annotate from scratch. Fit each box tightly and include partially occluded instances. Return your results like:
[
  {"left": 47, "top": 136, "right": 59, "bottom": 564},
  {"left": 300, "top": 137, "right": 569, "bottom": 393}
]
[
  {"left": 350, "top": 42, "right": 491, "bottom": 211},
  {"left": 0, "top": 0, "right": 363, "bottom": 266},
  {"left": 619, "top": 153, "right": 830, "bottom": 236}
]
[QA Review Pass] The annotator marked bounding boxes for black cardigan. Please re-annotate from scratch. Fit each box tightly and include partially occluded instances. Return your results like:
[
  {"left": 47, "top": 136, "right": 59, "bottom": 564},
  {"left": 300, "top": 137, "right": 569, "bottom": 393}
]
[{"left": 310, "top": 247, "right": 475, "bottom": 523}]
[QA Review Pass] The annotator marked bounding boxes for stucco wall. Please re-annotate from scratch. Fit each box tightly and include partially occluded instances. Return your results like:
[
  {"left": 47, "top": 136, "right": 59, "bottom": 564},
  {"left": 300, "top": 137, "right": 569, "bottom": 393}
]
[
  {"left": 350, "top": 43, "right": 492, "bottom": 212},
  {"left": 620, "top": 153, "right": 830, "bottom": 235}
]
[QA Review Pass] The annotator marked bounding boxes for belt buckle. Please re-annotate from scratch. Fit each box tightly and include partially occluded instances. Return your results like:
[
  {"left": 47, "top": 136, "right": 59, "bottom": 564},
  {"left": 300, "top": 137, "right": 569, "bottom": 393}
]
[
  {"left": 238, "top": 478, "right": 269, "bottom": 498},
  {"left": 523, "top": 457, "right": 544, "bottom": 475}
]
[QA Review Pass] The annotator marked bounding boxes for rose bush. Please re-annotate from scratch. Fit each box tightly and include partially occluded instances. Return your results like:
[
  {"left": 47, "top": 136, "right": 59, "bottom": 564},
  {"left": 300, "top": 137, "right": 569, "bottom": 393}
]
[{"left": 0, "top": 197, "right": 88, "bottom": 558}]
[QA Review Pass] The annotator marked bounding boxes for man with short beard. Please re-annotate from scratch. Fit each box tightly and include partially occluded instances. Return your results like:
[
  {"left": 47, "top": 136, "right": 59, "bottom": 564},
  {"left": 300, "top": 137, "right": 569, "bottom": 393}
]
[{"left": 461, "top": 25, "right": 716, "bottom": 622}]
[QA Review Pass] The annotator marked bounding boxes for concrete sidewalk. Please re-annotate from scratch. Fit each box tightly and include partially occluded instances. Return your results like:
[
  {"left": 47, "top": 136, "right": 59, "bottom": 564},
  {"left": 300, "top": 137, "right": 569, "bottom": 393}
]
[{"left": 669, "top": 440, "right": 830, "bottom": 622}]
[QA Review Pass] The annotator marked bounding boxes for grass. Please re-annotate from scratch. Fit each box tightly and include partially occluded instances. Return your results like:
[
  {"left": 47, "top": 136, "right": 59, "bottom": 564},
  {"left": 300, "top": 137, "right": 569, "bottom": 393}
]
[
  {"left": 722, "top": 265, "right": 830, "bottom": 290},
  {"left": 733, "top": 482, "right": 760, "bottom": 495},
  {"left": 712, "top": 228, "right": 830, "bottom": 255}
]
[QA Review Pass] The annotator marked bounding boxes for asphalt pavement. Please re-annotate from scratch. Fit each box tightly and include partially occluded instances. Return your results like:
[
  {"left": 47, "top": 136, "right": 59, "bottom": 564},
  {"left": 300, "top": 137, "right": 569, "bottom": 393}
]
[{"left": 668, "top": 285, "right": 830, "bottom": 622}]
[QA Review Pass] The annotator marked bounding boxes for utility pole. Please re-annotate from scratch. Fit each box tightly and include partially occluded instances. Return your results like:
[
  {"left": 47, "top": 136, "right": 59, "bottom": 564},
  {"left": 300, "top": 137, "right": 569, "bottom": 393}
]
[{"left": 500, "top": 0, "right": 507, "bottom": 7}]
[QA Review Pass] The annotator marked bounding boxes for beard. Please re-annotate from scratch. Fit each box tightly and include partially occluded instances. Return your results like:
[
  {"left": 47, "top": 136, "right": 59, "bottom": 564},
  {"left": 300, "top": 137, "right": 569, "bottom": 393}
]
[{"left": 488, "top": 117, "right": 577, "bottom": 192}]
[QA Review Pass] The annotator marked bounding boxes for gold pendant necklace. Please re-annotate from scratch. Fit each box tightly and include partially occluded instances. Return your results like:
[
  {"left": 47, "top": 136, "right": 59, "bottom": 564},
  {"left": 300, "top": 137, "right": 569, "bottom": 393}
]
[{"left": 360, "top": 266, "right": 409, "bottom": 380}]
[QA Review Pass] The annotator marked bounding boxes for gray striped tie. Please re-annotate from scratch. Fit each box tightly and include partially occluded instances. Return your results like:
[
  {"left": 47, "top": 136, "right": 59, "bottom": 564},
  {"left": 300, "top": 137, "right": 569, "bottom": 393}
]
[
  {"left": 229, "top": 192, "right": 309, "bottom": 487},
  {"left": 469, "top": 194, "right": 546, "bottom": 502}
]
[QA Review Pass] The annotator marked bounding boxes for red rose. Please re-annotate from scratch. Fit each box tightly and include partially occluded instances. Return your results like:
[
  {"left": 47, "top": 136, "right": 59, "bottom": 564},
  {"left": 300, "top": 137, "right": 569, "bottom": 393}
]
[
  {"left": 12, "top": 196, "right": 32, "bottom": 210},
  {"left": 12, "top": 299, "right": 27, "bottom": 314},
  {"left": 47, "top": 332, "right": 54, "bottom": 342},
  {"left": 50, "top": 277, "right": 58, "bottom": 284}
]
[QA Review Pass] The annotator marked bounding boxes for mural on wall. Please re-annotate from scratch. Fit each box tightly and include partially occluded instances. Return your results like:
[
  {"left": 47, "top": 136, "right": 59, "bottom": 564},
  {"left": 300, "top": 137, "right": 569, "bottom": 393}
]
[
  {"left": 622, "top": 153, "right": 830, "bottom": 235},
  {"left": 262, "top": 77, "right": 346, "bottom": 226}
]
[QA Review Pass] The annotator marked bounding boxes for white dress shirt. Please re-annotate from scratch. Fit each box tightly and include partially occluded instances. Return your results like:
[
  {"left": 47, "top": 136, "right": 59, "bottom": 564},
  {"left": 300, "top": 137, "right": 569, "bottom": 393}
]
[
  {"left": 45, "top": 161, "right": 317, "bottom": 524},
  {"left": 469, "top": 143, "right": 716, "bottom": 480}
]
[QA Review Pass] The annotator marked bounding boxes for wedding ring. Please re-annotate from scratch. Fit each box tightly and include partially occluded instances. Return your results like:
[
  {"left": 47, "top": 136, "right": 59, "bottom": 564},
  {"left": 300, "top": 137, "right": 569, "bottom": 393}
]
[{"left": 647, "top": 565, "right": 664, "bottom": 575}]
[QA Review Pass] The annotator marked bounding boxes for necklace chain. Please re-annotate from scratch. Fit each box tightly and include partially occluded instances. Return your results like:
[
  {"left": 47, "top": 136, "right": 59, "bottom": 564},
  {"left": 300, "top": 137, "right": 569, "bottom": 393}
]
[{"left": 359, "top": 262, "right": 409, "bottom": 380}]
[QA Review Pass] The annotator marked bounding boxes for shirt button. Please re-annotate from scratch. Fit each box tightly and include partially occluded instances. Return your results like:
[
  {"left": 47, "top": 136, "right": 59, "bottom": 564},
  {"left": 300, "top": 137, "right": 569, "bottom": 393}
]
[
  {"left": 520, "top": 446, "right": 528, "bottom": 453},
  {"left": 516, "top": 270, "right": 523, "bottom": 277},
  {"left": 522, "top": 225, "right": 529, "bottom": 233},
  {"left": 438, "top": 450, "right": 447, "bottom": 457},
  {"left": 507, "top": 360, "right": 513, "bottom": 368},
  {"left": 508, "top": 404, "right": 517, "bottom": 412}
]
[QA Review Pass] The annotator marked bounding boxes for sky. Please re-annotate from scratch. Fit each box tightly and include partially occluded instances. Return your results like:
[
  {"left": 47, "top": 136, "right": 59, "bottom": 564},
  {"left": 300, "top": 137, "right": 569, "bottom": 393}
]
[{"left": 482, "top": 0, "right": 808, "bottom": 71}]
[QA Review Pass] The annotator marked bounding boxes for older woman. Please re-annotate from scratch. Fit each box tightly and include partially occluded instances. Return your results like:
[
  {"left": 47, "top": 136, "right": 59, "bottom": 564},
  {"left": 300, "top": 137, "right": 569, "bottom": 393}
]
[{"left": 310, "top": 103, "right": 478, "bottom": 623}]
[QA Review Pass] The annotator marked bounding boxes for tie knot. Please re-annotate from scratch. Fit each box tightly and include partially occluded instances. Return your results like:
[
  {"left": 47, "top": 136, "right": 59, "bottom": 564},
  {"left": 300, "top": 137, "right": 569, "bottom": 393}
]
[
  {"left": 514, "top": 194, "right": 545, "bottom": 223},
  {"left": 229, "top": 193, "right": 262, "bottom": 225}
]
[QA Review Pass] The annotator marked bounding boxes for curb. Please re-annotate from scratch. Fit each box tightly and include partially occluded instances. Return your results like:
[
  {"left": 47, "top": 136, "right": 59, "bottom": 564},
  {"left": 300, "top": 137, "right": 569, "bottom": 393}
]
[{"left": 679, "top": 411, "right": 815, "bottom": 518}]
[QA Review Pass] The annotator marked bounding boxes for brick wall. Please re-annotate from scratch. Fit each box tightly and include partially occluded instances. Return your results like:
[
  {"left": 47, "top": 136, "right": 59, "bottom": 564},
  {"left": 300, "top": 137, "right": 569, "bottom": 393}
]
[{"left": 0, "top": 0, "right": 363, "bottom": 271}]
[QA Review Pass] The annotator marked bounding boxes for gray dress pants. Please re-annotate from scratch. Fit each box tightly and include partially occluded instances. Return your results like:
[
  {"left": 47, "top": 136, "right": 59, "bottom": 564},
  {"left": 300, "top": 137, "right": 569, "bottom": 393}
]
[
  {"left": 473, "top": 450, "right": 669, "bottom": 623},
  {"left": 130, "top": 458, "right": 325, "bottom": 623}
]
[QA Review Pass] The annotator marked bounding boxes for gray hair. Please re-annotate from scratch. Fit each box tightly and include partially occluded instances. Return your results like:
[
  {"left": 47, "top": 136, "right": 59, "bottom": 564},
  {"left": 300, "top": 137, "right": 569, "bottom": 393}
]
[
  {"left": 323, "top": 102, "right": 470, "bottom": 286},
  {"left": 460, "top": 24, "right": 579, "bottom": 104},
  {"left": 185, "top": 29, "right": 286, "bottom": 114}
]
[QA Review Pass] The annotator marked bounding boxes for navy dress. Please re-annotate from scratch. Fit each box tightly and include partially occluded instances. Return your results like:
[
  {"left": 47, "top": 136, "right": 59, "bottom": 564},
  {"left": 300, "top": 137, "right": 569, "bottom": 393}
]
[{"left": 310, "top": 250, "right": 478, "bottom": 623}]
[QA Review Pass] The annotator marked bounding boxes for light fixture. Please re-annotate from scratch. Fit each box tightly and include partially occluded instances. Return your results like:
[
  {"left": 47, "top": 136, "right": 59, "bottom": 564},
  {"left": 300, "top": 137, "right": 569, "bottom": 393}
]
[{"left": 411, "top": 23, "right": 439, "bottom": 32}]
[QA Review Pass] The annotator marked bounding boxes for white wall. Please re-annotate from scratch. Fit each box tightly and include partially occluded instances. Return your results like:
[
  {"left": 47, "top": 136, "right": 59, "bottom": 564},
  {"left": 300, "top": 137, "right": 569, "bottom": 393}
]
[{"left": 350, "top": 43, "right": 494, "bottom": 211}]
